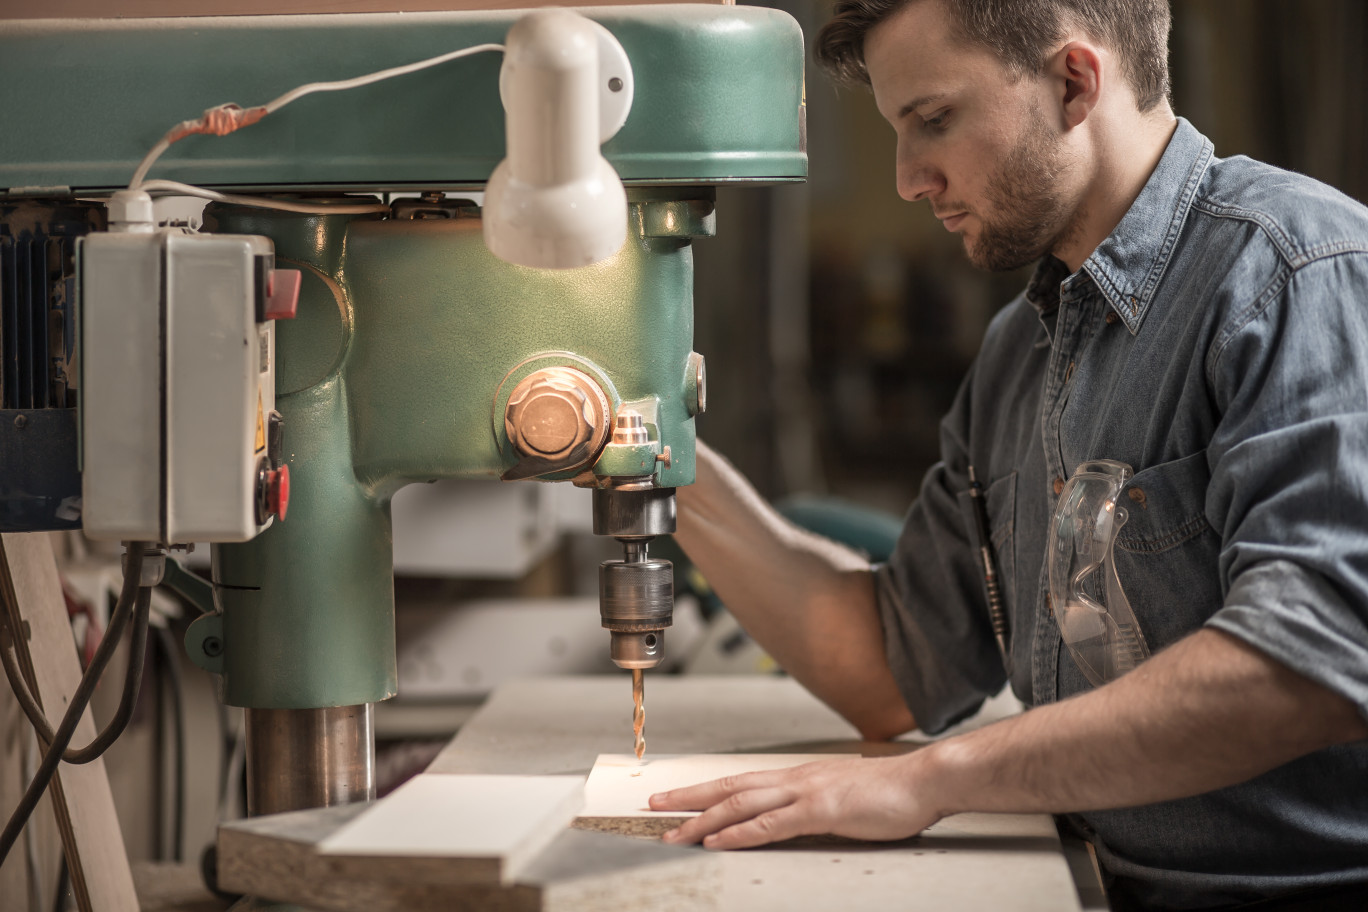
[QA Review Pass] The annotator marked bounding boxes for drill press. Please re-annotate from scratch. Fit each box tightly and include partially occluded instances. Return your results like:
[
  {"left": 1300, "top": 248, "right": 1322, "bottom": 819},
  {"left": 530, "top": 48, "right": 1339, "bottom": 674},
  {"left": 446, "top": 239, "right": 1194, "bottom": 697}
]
[{"left": 1, "top": 4, "right": 804, "bottom": 822}]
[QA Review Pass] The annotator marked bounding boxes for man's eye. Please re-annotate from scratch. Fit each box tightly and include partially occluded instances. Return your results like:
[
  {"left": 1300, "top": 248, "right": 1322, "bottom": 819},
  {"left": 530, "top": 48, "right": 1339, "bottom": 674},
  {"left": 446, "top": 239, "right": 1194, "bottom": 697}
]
[{"left": 923, "top": 111, "right": 950, "bottom": 130}]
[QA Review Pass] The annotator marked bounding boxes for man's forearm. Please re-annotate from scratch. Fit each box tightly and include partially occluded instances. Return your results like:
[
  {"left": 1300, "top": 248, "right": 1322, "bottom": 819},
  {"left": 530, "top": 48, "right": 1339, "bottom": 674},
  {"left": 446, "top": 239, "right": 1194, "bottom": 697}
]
[
  {"left": 675, "top": 442, "right": 916, "bottom": 739},
  {"left": 923, "top": 628, "right": 1368, "bottom": 818}
]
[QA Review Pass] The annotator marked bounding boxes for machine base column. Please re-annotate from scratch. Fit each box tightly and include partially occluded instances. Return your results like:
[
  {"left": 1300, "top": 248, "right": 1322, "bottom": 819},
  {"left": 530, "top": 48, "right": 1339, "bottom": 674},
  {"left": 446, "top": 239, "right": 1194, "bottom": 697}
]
[{"left": 244, "top": 705, "right": 375, "bottom": 816}]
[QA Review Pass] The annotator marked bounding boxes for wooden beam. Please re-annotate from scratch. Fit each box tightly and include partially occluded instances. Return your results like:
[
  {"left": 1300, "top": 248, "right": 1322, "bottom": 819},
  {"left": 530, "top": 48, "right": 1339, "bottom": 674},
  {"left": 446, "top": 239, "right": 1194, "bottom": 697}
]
[{"left": 0, "top": 533, "right": 138, "bottom": 912}]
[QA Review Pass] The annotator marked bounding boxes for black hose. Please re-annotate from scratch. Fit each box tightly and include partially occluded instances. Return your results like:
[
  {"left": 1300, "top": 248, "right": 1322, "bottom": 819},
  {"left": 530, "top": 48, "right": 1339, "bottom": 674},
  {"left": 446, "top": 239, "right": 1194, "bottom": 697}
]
[
  {"left": 0, "top": 583, "right": 152, "bottom": 764},
  {"left": 153, "top": 621, "right": 167, "bottom": 861},
  {"left": 0, "top": 543, "right": 148, "bottom": 868},
  {"left": 155, "top": 624, "right": 185, "bottom": 862}
]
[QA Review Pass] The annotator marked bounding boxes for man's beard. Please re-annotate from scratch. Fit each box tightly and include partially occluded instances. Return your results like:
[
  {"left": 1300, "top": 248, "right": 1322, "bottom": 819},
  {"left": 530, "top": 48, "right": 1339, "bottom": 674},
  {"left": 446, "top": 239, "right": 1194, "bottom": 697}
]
[{"left": 964, "top": 106, "right": 1082, "bottom": 272}]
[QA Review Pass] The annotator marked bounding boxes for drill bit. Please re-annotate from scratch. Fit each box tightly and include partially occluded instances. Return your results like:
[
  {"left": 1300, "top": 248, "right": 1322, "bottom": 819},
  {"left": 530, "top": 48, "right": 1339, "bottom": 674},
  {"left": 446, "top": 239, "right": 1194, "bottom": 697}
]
[{"left": 632, "top": 668, "right": 646, "bottom": 760}]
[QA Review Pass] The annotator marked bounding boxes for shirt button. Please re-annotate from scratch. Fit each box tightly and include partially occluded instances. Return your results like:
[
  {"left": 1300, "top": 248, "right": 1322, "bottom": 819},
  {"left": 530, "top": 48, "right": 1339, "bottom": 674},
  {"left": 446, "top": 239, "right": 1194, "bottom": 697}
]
[
  {"left": 1128, "top": 487, "right": 1148, "bottom": 509},
  {"left": 1106, "top": 311, "right": 1120, "bottom": 325},
  {"left": 1053, "top": 476, "right": 1065, "bottom": 495}
]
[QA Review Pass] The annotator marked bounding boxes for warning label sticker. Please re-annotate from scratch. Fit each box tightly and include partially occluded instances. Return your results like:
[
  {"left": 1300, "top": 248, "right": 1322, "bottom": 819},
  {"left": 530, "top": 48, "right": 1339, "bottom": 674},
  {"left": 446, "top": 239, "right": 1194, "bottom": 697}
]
[{"left": 255, "top": 390, "right": 266, "bottom": 454}]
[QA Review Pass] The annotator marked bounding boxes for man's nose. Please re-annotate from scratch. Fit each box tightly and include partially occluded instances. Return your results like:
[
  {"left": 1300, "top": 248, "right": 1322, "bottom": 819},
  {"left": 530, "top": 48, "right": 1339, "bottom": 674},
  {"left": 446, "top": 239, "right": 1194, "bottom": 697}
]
[{"left": 896, "top": 148, "right": 943, "bottom": 202}]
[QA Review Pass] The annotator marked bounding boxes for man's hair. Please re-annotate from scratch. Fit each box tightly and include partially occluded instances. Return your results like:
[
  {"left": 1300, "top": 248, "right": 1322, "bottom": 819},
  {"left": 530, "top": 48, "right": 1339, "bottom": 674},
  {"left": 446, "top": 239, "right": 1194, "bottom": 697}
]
[{"left": 815, "top": 0, "right": 1171, "bottom": 113}]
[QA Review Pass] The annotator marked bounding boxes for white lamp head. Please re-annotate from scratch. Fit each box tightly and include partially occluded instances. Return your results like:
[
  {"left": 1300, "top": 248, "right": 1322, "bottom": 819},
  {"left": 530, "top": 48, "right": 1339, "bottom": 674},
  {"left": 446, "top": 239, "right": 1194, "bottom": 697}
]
[{"left": 484, "top": 9, "right": 634, "bottom": 270}]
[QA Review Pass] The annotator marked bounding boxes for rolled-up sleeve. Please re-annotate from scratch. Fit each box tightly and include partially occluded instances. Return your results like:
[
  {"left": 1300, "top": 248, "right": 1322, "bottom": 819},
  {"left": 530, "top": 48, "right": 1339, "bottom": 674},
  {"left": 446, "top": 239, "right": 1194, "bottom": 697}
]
[{"left": 1204, "top": 252, "right": 1368, "bottom": 719}]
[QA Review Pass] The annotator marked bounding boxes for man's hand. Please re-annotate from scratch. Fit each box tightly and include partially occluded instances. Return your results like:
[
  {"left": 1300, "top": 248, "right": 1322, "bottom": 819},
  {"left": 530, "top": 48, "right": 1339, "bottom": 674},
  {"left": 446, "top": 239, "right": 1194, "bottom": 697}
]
[{"left": 650, "top": 754, "right": 940, "bottom": 849}]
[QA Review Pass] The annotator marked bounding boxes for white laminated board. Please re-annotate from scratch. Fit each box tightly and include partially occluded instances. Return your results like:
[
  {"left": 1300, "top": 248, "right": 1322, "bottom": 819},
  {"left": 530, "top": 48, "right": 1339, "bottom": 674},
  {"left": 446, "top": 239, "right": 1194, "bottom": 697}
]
[{"left": 316, "top": 773, "right": 583, "bottom": 885}]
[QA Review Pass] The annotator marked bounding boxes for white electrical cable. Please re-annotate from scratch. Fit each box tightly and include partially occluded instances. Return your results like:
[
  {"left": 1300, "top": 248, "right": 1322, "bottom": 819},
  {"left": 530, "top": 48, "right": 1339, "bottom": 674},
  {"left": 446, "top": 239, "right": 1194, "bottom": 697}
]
[
  {"left": 133, "top": 180, "right": 389, "bottom": 215},
  {"left": 127, "top": 41, "right": 506, "bottom": 193},
  {"left": 259, "top": 42, "right": 505, "bottom": 116},
  {"left": 130, "top": 138, "right": 173, "bottom": 190}
]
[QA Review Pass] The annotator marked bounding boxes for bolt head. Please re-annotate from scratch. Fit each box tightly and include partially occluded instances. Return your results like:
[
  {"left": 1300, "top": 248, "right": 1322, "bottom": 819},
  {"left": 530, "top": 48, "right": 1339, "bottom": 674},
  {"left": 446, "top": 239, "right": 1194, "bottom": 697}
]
[
  {"left": 504, "top": 367, "right": 609, "bottom": 466},
  {"left": 520, "top": 392, "right": 587, "bottom": 456}
]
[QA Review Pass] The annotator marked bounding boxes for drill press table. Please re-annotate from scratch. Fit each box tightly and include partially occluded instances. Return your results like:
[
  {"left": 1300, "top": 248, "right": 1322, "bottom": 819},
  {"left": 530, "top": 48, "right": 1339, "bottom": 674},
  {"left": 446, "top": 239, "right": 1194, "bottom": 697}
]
[{"left": 428, "top": 675, "right": 1087, "bottom": 912}]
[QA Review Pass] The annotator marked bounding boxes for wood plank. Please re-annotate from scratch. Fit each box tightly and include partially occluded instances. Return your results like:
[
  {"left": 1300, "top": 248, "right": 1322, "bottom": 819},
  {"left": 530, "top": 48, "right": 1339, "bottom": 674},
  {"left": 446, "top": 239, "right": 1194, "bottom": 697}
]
[
  {"left": 219, "top": 803, "right": 536, "bottom": 912},
  {"left": 711, "top": 813, "right": 1078, "bottom": 912},
  {"left": 315, "top": 774, "right": 583, "bottom": 885},
  {"left": 218, "top": 804, "right": 373, "bottom": 905},
  {"left": 524, "top": 829, "right": 721, "bottom": 912},
  {"left": 0, "top": 532, "right": 138, "bottom": 912},
  {"left": 428, "top": 676, "right": 865, "bottom": 777},
  {"left": 437, "top": 677, "right": 1083, "bottom": 912},
  {"left": 218, "top": 802, "right": 719, "bottom": 912}
]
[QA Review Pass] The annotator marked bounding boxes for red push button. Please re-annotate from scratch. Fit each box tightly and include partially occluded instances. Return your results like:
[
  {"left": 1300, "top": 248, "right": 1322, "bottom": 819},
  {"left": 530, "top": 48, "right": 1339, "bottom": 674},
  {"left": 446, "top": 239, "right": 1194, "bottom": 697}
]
[
  {"left": 265, "top": 269, "right": 301, "bottom": 321},
  {"left": 266, "top": 464, "right": 290, "bottom": 521}
]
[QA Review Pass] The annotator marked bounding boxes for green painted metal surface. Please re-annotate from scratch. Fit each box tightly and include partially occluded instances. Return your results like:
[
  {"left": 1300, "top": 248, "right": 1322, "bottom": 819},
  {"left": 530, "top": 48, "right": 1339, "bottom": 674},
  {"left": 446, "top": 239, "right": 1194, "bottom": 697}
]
[
  {"left": 207, "top": 192, "right": 707, "bottom": 708},
  {"left": 213, "top": 374, "right": 399, "bottom": 709},
  {"left": 0, "top": 6, "right": 806, "bottom": 192}
]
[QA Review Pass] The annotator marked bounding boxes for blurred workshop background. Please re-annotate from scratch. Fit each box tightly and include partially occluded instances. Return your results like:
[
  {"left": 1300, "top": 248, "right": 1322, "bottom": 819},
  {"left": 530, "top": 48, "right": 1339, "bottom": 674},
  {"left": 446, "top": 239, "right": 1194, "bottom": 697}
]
[
  {"left": 3, "top": 0, "right": 1365, "bottom": 899},
  {"left": 708, "top": 0, "right": 1368, "bottom": 510}
]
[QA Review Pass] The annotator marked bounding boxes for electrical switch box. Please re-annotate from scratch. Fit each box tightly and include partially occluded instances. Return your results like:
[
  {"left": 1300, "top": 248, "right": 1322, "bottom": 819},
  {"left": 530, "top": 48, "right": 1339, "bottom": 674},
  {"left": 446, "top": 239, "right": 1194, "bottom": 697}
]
[{"left": 79, "top": 229, "right": 283, "bottom": 544}]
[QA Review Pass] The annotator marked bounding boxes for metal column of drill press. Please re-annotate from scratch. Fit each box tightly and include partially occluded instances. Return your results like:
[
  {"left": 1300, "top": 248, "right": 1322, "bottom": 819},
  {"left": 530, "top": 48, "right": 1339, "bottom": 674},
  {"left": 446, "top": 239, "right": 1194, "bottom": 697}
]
[
  {"left": 244, "top": 705, "right": 374, "bottom": 816},
  {"left": 595, "top": 483, "right": 675, "bottom": 669}
]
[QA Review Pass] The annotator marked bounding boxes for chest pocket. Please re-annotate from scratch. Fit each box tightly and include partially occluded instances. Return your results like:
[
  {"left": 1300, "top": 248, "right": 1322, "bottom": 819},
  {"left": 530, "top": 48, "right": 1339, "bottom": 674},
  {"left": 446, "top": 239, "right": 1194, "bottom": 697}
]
[
  {"left": 1055, "top": 451, "right": 1223, "bottom": 700},
  {"left": 1111, "top": 449, "right": 1224, "bottom": 654}
]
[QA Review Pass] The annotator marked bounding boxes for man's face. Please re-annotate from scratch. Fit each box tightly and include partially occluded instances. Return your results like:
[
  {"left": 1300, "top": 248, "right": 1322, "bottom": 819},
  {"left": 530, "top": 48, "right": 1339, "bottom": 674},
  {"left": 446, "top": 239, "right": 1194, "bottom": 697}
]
[{"left": 865, "top": 0, "right": 1084, "bottom": 271}]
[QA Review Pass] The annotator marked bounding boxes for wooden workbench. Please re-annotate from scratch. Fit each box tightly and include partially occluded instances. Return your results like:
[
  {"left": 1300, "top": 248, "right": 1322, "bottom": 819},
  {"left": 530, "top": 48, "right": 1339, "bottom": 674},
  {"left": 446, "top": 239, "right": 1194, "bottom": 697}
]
[{"left": 429, "top": 675, "right": 1086, "bottom": 912}]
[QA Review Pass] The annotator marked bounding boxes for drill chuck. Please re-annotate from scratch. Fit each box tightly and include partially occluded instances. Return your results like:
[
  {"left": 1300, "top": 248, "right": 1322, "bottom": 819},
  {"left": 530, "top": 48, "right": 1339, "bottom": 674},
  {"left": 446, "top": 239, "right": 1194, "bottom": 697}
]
[{"left": 599, "top": 557, "right": 673, "bottom": 668}]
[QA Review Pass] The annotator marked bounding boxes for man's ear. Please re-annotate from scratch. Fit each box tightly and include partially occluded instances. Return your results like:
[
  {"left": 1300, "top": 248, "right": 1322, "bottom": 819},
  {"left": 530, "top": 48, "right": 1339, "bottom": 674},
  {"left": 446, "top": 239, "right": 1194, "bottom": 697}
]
[{"left": 1050, "top": 41, "right": 1102, "bottom": 127}]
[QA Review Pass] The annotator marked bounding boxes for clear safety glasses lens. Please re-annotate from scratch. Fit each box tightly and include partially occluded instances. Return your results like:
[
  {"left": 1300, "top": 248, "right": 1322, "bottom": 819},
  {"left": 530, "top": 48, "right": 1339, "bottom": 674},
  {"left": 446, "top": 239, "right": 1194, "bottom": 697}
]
[{"left": 1047, "top": 460, "right": 1151, "bottom": 687}]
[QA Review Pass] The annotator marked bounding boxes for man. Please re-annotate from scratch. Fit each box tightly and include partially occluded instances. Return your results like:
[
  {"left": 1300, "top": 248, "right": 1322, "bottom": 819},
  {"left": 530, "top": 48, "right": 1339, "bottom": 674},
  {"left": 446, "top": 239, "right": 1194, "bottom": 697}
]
[{"left": 647, "top": 0, "right": 1368, "bottom": 909}]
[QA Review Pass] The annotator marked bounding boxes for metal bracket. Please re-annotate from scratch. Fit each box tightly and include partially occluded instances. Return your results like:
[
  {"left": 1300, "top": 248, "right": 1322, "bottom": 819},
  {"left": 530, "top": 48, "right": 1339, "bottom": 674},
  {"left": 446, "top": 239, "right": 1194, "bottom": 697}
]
[{"left": 185, "top": 611, "right": 225, "bottom": 675}]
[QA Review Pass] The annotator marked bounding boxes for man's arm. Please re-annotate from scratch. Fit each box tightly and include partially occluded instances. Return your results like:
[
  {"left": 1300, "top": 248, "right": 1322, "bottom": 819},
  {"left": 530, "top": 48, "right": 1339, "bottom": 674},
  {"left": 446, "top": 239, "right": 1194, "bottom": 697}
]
[
  {"left": 652, "top": 627, "right": 1368, "bottom": 848},
  {"left": 674, "top": 441, "right": 915, "bottom": 740}
]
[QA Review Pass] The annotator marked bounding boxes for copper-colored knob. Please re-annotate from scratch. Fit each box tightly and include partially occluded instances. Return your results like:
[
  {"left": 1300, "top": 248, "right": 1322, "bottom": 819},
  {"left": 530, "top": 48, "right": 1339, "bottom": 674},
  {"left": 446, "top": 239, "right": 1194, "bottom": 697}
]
[{"left": 504, "top": 367, "right": 609, "bottom": 469}]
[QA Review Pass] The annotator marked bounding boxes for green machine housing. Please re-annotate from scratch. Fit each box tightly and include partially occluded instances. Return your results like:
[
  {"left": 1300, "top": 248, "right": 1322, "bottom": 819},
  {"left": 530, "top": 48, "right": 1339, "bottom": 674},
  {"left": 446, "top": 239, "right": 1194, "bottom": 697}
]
[{"left": 1, "top": 4, "right": 805, "bottom": 813}]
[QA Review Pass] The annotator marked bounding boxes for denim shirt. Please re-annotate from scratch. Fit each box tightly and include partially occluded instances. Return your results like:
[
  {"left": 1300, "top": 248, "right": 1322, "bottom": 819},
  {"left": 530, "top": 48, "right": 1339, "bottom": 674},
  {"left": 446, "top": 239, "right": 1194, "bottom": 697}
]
[{"left": 875, "top": 118, "right": 1368, "bottom": 909}]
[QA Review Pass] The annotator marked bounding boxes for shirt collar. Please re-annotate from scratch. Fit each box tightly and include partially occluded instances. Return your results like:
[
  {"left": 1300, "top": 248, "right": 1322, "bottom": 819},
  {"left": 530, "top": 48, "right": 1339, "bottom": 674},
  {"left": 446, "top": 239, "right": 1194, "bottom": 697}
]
[
  {"left": 1025, "top": 255, "right": 1071, "bottom": 314},
  {"left": 1080, "top": 117, "right": 1214, "bottom": 335}
]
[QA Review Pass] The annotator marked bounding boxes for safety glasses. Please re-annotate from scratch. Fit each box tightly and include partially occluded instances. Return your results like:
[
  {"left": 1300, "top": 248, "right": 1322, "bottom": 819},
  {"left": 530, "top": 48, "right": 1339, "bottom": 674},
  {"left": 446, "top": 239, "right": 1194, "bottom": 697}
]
[{"left": 1047, "top": 460, "right": 1151, "bottom": 687}]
